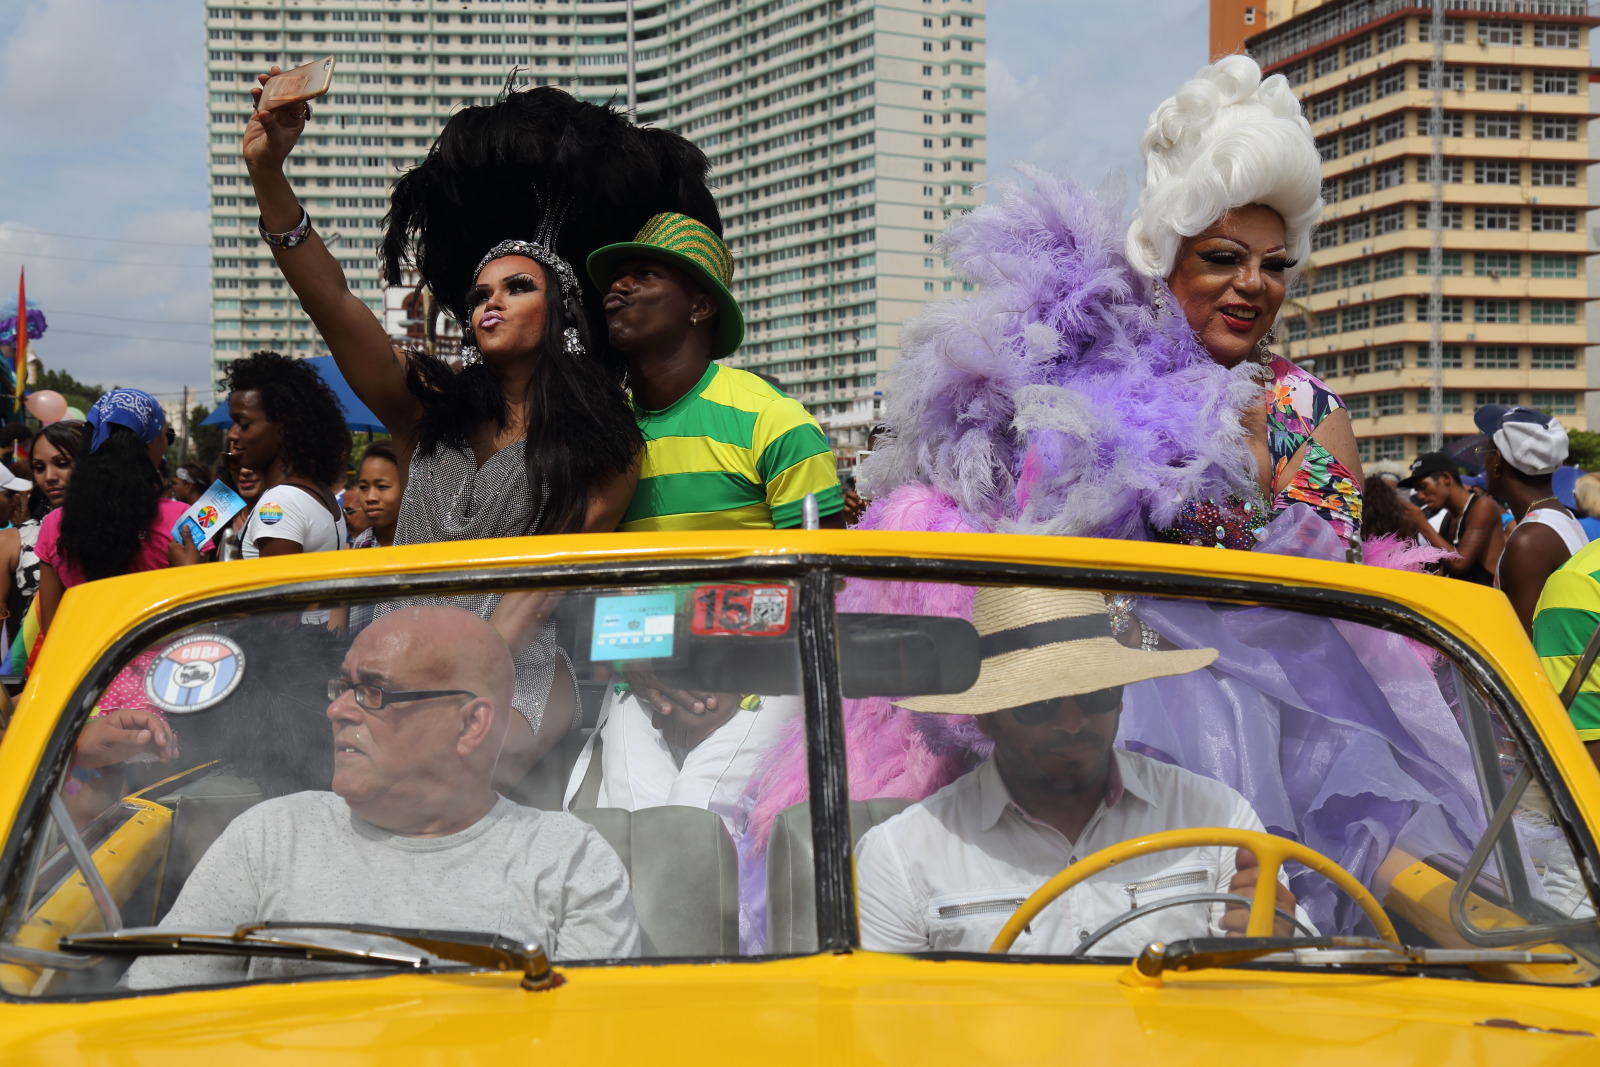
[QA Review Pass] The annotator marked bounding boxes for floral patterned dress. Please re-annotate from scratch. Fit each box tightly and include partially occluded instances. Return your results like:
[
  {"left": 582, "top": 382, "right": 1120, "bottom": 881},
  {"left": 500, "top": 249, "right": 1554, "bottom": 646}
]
[{"left": 1154, "top": 354, "right": 1362, "bottom": 549}]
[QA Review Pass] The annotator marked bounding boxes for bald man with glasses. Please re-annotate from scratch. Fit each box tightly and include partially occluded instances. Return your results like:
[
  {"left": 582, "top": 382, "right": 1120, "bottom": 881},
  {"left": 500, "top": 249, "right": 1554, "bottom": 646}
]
[{"left": 128, "top": 606, "right": 639, "bottom": 989}]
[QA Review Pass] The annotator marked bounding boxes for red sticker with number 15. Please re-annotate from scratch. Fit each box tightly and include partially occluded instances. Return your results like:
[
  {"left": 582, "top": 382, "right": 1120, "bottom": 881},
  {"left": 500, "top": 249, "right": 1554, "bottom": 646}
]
[{"left": 690, "top": 585, "right": 792, "bottom": 637}]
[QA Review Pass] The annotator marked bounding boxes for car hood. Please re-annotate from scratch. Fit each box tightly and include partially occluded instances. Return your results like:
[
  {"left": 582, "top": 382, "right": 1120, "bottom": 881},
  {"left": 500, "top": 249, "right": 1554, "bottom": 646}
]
[{"left": 3, "top": 955, "right": 1596, "bottom": 1064}]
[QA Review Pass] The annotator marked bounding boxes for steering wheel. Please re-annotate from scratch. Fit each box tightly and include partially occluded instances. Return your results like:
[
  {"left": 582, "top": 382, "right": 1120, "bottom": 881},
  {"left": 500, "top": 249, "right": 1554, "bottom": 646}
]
[{"left": 988, "top": 827, "right": 1398, "bottom": 953}]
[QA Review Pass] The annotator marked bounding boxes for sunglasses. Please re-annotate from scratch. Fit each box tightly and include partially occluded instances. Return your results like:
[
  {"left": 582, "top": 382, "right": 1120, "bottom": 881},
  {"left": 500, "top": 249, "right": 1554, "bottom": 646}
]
[{"left": 1006, "top": 686, "right": 1124, "bottom": 726}]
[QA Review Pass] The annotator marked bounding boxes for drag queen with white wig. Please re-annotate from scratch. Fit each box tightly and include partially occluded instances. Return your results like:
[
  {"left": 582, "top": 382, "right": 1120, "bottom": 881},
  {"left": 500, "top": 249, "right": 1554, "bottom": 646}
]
[{"left": 737, "top": 56, "right": 1481, "bottom": 948}]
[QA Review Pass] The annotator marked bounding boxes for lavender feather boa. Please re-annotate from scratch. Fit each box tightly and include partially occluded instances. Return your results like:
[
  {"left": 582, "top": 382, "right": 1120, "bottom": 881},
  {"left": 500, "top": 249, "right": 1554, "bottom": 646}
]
[{"left": 860, "top": 165, "right": 1261, "bottom": 540}]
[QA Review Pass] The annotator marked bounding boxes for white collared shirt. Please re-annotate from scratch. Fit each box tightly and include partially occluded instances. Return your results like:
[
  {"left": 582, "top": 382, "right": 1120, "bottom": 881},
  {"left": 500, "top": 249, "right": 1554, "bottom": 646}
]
[{"left": 855, "top": 749, "right": 1298, "bottom": 957}]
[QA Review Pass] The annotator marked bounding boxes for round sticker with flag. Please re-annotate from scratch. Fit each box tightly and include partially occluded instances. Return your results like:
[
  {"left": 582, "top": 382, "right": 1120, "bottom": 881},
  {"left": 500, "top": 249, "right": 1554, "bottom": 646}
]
[{"left": 144, "top": 634, "right": 246, "bottom": 714}]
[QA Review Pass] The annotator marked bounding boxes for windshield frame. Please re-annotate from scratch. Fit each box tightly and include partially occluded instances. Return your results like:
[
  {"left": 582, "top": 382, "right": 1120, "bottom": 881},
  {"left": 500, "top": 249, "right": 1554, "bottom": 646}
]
[{"left": 1, "top": 545, "right": 1595, "bottom": 991}]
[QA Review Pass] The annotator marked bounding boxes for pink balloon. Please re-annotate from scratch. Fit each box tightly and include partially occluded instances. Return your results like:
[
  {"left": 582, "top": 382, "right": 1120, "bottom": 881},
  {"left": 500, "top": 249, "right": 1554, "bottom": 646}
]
[{"left": 25, "top": 390, "right": 67, "bottom": 423}]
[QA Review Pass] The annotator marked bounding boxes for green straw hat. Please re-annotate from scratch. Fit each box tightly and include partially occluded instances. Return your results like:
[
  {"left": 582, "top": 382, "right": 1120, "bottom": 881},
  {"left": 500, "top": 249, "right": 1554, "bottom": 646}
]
[{"left": 587, "top": 213, "right": 745, "bottom": 360}]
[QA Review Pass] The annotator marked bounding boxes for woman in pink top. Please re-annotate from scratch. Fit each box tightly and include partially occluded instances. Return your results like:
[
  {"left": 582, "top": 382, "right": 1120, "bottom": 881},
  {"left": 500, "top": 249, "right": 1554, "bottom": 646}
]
[{"left": 35, "top": 389, "right": 188, "bottom": 636}]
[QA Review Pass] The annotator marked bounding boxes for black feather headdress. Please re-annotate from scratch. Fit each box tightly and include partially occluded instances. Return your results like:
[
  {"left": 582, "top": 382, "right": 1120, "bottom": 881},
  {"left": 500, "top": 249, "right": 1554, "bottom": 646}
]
[{"left": 382, "top": 86, "right": 721, "bottom": 334}]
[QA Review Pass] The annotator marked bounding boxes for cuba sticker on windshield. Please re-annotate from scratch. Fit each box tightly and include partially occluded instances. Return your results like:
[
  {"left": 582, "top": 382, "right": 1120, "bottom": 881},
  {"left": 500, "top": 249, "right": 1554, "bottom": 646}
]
[{"left": 144, "top": 634, "right": 247, "bottom": 714}]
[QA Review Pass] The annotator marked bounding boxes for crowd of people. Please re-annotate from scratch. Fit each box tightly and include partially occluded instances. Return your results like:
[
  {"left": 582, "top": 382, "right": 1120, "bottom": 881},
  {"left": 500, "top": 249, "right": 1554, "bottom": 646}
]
[{"left": 12, "top": 54, "right": 1600, "bottom": 971}]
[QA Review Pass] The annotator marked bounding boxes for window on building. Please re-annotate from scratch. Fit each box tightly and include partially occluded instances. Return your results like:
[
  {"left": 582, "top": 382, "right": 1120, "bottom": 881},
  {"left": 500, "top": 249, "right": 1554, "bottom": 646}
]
[
  {"left": 1374, "top": 113, "right": 1405, "bottom": 142},
  {"left": 1531, "top": 208, "right": 1577, "bottom": 233},
  {"left": 1375, "top": 390, "right": 1405, "bottom": 416},
  {"left": 1532, "top": 391, "right": 1579, "bottom": 416},
  {"left": 1374, "top": 205, "right": 1406, "bottom": 234},
  {"left": 1418, "top": 390, "right": 1465, "bottom": 414},
  {"left": 1311, "top": 94, "right": 1340, "bottom": 121},
  {"left": 1530, "top": 300, "right": 1578, "bottom": 324},
  {"left": 1480, "top": 21, "right": 1523, "bottom": 45},
  {"left": 1474, "top": 159, "right": 1517, "bottom": 184},
  {"left": 1344, "top": 170, "right": 1370, "bottom": 198},
  {"left": 1439, "top": 297, "right": 1464, "bottom": 322},
  {"left": 1343, "top": 305, "right": 1371, "bottom": 331},
  {"left": 1343, "top": 260, "right": 1371, "bottom": 287},
  {"left": 1374, "top": 159, "right": 1405, "bottom": 190},
  {"left": 1428, "top": 112, "right": 1465, "bottom": 138},
  {"left": 1473, "top": 345, "right": 1520, "bottom": 368},
  {"left": 1346, "top": 37, "right": 1371, "bottom": 63},
  {"left": 1345, "top": 351, "right": 1371, "bottom": 375},
  {"left": 1531, "top": 346, "right": 1578, "bottom": 369},
  {"left": 1322, "top": 179, "right": 1340, "bottom": 203},
  {"left": 1530, "top": 254, "right": 1578, "bottom": 278},
  {"left": 1344, "top": 216, "right": 1370, "bottom": 242},
  {"left": 1476, "top": 390, "right": 1521, "bottom": 407},
  {"left": 1534, "top": 70, "right": 1580, "bottom": 95},
  {"left": 1374, "top": 252, "right": 1404, "bottom": 280},
  {"left": 1377, "top": 21, "right": 1405, "bottom": 51},
  {"left": 1374, "top": 345, "right": 1404, "bottom": 371},
  {"left": 1534, "top": 116, "right": 1579, "bottom": 141},
  {"left": 1425, "top": 157, "right": 1463, "bottom": 182},
  {"left": 1438, "top": 204, "right": 1463, "bottom": 229},
  {"left": 1317, "top": 137, "right": 1338, "bottom": 163},
  {"left": 1438, "top": 344, "right": 1464, "bottom": 368},
  {"left": 1312, "top": 227, "right": 1338, "bottom": 251},
  {"left": 1312, "top": 268, "right": 1342, "bottom": 293},
  {"left": 1534, "top": 24, "right": 1579, "bottom": 48},
  {"left": 1418, "top": 64, "right": 1465, "bottom": 90},
  {"left": 1475, "top": 299, "right": 1520, "bottom": 323},
  {"left": 1422, "top": 250, "right": 1464, "bottom": 275},
  {"left": 1475, "top": 114, "right": 1518, "bottom": 139},
  {"left": 1314, "top": 49, "right": 1338, "bottom": 77},
  {"left": 1344, "top": 127, "right": 1370, "bottom": 153},
  {"left": 1284, "top": 63, "right": 1307, "bottom": 87},
  {"left": 1286, "top": 316, "right": 1309, "bottom": 342},
  {"left": 1475, "top": 205, "right": 1519, "bottom": 230},
  {"left": 1346, "top": 394, "right": 1371, "bottom": 418},
  {"left": 1531, "top": 161, "right": 1577, "bottom": 187},
  {"left": 1374, "top": 298, "right": 1406, "bottom": 325},
  {"left": 1315, "top": 311, "right": 1339, "bottom": 336},
  {"left": 1476, "top": 67, "right": 1520, "bottom": 92},
  {"left": 1476, "top": 251, "right": 1519, "bottom": 277},
  {"left": 1345, "top": 81, "right": 1371, "bottom": 109},
  {"left": 1418, "top": 17, "right": 1465, "bottom": 43}
]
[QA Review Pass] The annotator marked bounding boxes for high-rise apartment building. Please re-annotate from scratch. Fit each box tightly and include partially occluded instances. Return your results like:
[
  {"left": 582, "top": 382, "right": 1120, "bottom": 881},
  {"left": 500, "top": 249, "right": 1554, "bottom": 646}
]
[
  {"left": 1238, "top": 0, "right": 1595, "bottom": 467},
  {"left": 204, "top": 0, "right": 987, "bottom": 468}
]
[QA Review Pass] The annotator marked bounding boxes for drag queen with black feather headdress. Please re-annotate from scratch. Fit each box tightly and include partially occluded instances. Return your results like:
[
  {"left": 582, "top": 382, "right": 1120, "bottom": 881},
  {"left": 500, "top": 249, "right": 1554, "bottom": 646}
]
[{"left": 243, "top": 69, "right": 719, "bottom": 777}]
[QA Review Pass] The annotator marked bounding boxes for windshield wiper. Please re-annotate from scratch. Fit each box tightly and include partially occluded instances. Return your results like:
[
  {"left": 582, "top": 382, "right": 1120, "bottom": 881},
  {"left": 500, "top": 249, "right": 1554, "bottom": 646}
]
[
  {"left": 1135, "top": 936, "right": 1576, "bottom": 978},
  {"left": 59, "top": 921, "right": 560, "bottom": 990}
]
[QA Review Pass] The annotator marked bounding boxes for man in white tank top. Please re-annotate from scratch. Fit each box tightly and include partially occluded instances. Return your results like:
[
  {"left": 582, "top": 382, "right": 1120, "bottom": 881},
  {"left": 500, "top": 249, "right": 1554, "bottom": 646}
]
[{"left": 1477, "top": 403, "right": 1588, "bottom": 635}]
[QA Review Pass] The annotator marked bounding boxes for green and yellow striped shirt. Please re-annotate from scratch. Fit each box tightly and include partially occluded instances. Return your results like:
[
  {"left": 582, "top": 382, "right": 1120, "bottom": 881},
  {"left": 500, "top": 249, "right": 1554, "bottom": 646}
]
[
  {"left": 619, "top": 362, "right": 844, "bottom": 532},
  {"left": 1533, "top": 536, "right": 1600, "bottom": 739}
]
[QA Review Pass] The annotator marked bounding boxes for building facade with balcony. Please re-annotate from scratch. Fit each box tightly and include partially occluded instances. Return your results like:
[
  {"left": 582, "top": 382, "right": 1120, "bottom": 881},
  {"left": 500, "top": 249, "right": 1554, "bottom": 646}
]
[
  {"left": 204, "top": 0, "right": 986, "bottom": 470},
  {"left": 1240, "top": 0, "right": 1596, "bottom": 466}
]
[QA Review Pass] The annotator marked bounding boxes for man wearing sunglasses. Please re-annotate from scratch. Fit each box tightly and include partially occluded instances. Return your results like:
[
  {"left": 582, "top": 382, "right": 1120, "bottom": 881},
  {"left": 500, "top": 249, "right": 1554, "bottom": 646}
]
[
  {"left": 128, "top": 606, "right": 639, "bottom": 989},
  {"left": 854, "top": 587, "right": 1306, "bottom": 957}
]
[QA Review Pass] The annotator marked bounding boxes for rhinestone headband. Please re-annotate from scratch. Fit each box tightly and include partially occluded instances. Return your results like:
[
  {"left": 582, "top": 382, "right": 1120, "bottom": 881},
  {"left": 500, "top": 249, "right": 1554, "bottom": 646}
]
[{"left": 472, "top": 239, "right": 580, "bottom": 304}]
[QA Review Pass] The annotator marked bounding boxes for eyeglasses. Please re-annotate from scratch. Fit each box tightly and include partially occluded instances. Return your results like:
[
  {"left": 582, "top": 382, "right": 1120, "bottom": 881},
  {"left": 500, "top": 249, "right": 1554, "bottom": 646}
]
[
  {"left": 1007, "top": 686, "right": 1124, "bottom": 726},
  {"left": 326, "top": 679, "right": 477, "bottom": 712}
]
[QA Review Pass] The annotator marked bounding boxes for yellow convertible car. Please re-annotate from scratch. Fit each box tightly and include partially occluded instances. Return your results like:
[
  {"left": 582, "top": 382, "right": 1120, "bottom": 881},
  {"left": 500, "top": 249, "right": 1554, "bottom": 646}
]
[{"left": 1, "top": 530, "right": 1598, "bottom": 1064}]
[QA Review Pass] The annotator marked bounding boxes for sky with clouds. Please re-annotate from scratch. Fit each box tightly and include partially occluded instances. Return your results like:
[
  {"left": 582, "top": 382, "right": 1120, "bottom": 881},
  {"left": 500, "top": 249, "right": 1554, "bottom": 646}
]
[{"left": 0, "top": 0, "right": 1207, "bottom": 403}]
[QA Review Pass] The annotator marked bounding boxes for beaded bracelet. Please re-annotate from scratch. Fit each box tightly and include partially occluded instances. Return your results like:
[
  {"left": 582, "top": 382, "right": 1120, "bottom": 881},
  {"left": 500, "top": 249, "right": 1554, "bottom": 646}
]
[{"left": 258, "top": 206, "right": 313, "bottom": 249}]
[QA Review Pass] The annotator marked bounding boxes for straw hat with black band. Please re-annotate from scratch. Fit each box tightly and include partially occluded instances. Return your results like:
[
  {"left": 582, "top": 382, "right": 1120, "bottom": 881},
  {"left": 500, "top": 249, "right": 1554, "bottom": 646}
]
[
  {"left": 586, "top": 212, "right": 745, "bottom": 360},
  {"left": 897, "top": 588, "right": 1217, "bottom": 715}
]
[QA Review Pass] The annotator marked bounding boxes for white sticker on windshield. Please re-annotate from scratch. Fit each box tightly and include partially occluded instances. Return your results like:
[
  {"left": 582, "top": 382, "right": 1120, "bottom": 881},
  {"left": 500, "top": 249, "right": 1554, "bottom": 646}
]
[{"left": 144, "top": 634, "right": 247, "bottom": 713}]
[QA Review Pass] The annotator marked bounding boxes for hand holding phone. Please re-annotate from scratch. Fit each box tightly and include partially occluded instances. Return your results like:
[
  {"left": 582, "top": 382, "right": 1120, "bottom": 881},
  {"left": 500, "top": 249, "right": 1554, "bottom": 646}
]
[{"left": 258, "top": 56, "right": 336, "bottom": 112}]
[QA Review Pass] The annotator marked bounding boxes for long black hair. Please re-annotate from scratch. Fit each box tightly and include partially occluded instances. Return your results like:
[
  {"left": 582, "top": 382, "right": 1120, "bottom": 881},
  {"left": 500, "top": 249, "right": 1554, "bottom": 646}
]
[
  {"left": 27, "top": 419, "right": 85, "bottom": 521},
  {"left": 224, "top": 351, "right": 349, "bottom": 487},
  {"left": 404, "top": 266, "right": 641, "bottom": 534},
  {"left": 56, "top": 423, "right": 163, "bottom": 582}
]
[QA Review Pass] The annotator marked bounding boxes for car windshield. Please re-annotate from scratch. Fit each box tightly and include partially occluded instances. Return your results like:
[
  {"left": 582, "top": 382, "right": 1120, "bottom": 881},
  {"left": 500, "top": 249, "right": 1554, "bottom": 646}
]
[{"left": 2, "top": 563, "right": 1597, "bottom": 997}]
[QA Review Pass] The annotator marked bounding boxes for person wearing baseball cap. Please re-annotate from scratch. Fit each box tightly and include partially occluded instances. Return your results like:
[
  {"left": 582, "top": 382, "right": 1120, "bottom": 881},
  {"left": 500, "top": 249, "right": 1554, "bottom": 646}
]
[
  {"left": 1475, "top": 404, "right": 1588, "bottom": 634},
  {"left": 853, "top": 586, "right": 1307, "bottom": 957},
  {"left": 1400, "top": 451, "right": 1505, "bottom": 587}
]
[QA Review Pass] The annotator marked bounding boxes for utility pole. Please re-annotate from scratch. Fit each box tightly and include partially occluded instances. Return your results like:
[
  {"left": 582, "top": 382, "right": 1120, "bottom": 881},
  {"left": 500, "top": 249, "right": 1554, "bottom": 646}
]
[{"left": 180, "top": 385, "right": 190, "bottom": 464}]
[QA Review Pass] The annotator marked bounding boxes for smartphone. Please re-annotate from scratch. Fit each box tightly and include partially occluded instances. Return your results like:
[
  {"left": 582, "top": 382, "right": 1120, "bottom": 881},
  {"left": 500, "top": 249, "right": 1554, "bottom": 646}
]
[{"left": 259, "top": 56, "right": 337, "bottom": 111}]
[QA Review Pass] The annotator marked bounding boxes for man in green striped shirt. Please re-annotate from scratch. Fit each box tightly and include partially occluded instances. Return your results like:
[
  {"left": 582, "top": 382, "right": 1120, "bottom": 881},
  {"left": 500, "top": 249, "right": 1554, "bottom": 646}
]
[
  {"left": 588, "top": 212, "right": 844, "bottom": 533},
  {"left": 1532, "top": 538, "right": 1600, "bottom": 770}
]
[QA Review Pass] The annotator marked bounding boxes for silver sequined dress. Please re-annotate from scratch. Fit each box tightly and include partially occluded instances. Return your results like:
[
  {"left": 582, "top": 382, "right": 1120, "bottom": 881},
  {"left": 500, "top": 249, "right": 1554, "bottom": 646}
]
[{"left": 387, "top": 438, "right": 564, "bottom": 731}]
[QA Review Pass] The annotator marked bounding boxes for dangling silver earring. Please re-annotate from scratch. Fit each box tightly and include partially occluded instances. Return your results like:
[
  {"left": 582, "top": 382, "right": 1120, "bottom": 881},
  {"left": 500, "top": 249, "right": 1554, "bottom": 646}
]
[
  {"left": 689, "top": 315, "right": 698, "bottom": 326},
  {"left": 563, "top": 327, "right": 583, "bottom": 357},
  {"left": 1255, "top": 326, "right": 1276, "bottom": 365},
  {"left": 460, "top": 344, "right": 482, "bottom": 368}
]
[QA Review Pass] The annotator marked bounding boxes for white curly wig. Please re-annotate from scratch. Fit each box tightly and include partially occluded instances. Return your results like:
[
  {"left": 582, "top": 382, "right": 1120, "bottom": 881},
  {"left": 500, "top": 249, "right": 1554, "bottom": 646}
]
[{"left": 1125, "top": 54, "right": 1322, "bottom": 283}]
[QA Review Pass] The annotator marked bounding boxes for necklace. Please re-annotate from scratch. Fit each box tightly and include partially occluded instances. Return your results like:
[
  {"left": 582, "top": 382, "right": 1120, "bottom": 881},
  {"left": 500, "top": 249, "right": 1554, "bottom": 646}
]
[{"left": 1526, "top": 495, "right": 1563, "bottom": 514}]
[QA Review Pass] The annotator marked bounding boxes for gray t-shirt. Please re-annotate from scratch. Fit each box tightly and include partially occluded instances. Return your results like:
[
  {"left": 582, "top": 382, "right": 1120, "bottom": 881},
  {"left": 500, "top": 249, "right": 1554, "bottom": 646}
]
[{"left": 126, "top": 792, "right": 639, "bottom": 989}]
